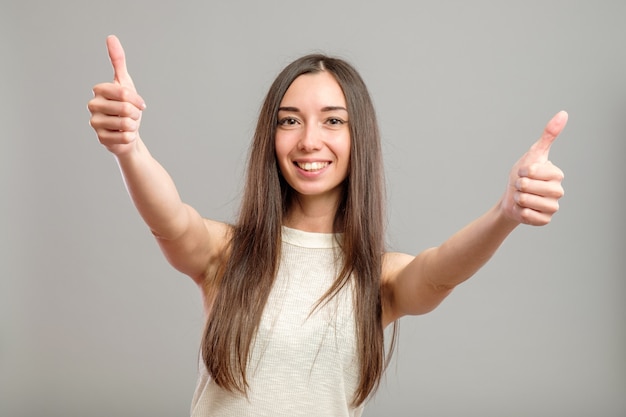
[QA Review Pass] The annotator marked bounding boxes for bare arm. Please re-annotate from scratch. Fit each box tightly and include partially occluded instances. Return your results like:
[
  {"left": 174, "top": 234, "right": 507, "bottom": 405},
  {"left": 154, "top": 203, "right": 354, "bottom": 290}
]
[
  {"left": 383, "top": 111, "right": 568, "bottom": 325},
  {"left": 88, "top": 36, "right": 224, "bottom": 284}
]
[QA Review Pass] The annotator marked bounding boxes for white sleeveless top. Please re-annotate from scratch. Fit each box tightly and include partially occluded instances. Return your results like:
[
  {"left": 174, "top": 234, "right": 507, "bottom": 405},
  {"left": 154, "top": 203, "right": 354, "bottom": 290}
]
[{"left": 190, "top": 227, "right": 363, "bottom": 417}]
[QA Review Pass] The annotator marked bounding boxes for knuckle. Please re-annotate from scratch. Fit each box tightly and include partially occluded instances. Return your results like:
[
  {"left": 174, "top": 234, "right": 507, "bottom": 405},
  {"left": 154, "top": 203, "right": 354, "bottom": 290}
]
[
  {"left": 87, "top": 99, "right": 99, "bottom": 114},
  {"left": 120, "top": 131, "right": 136, "bottom": 144},
  {"left": 544, "top": 201, "right": 559, "bottom": 215},
  {"left": 120, "top": 101, "right": 133, "bottom": 116},
  {"left": 91, "top": 83, "right": 105, "bottom": 95},
  {"left": 526, "top": 163, "right": 538, "bottom": 178},
  {"left": 516, "top": 177, "right": 530, "bottom": 192},
  {"left": 519, "top": 208, "right": 533, "bottom": 224},
  {"left": 516, "top": 192, "right": 529, "bottom": 207},
  {"left": 95, "top": 130, "right": 110, "bottom": 145},
  {"left": 556, "top": 169, "right": 565, "bottom": 181},
  {"left": 556, "top": 185, "right": 565, "bottom": 198},
  {"left": 89, "top": 114, "right": 102, "bottom": 128},
  {"left": 119, "top": 87, "right": 132, "bottom": 102},
  {"left": 121, "top": 117, "right": 136, "bottom": 131},
  {"left": 548, "top": 184, "right": 564, "bottom": 199}
]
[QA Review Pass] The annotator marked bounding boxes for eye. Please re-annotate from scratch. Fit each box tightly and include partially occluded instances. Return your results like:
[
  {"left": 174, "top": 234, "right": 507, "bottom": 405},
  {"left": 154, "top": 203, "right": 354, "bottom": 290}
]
[
  {"left": 325, "top": 117, "right": 347, "bottom": 126},
  {"left": 278, "top": 117, "right": 299, "bottom": 126}
]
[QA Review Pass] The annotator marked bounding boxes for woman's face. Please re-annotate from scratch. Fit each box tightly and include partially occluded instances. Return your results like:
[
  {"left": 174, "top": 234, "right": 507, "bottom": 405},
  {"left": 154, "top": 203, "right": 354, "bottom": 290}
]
[{"left": 275, "top": 71, "right": 351, "bottom": 204}]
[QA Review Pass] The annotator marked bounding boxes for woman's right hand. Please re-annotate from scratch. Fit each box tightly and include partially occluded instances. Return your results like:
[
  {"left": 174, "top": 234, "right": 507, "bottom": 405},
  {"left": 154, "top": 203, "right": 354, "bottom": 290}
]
[{"left": 88, "top": 35, "right": 146, "bottom": 157}]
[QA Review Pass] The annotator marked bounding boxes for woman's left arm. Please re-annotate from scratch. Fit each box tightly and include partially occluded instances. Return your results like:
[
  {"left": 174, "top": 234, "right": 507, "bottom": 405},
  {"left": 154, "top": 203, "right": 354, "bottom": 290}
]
[{"left": 383, "top": 111, "right": 568, "bottom": 323}]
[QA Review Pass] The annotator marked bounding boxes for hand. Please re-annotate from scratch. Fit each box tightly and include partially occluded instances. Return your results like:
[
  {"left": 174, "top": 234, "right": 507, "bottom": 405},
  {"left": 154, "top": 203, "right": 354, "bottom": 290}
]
[
  {"left": 501, "top": 111, "right": 568, "bottom": 226},
  {"left": 88, "top": 35, "right": 146, "bottom": 156}
]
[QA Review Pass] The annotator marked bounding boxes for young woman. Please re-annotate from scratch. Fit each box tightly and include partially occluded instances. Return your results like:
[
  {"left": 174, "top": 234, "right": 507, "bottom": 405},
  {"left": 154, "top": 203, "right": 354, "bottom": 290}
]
[{"left": 88, "top": 35, "right": 567, "bottom": 417}]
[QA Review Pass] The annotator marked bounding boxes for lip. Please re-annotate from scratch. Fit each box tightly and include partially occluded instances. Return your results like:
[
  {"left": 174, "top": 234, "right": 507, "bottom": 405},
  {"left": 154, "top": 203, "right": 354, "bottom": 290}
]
[{"left": 292, "top": 160, "right": 332, "bottom": 177}]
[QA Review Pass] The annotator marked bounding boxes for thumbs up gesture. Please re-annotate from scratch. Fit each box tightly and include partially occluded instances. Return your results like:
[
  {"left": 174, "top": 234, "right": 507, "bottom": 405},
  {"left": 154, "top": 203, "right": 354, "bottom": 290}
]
[
  {"left": 88, "top": 35, "right": 146, "bottom": 156},
  {"left": 501, "top": 111, "right": 568, "bottom": 226}
]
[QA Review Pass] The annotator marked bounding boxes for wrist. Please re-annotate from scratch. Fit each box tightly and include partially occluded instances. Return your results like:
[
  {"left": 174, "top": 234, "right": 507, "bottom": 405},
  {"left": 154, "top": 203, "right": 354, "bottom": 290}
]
[
  {"left": 113, "top": 135, "right": 145, "bottom": 163},
  {"left": 495, "top": 198, "right": 522, "bottom": 230}
]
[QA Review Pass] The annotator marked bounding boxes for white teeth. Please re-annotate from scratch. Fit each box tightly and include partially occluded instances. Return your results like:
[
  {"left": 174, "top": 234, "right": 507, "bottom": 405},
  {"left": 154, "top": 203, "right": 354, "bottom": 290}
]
[{"left": 297, "top": 162, "right": 329, "bottom": 171}]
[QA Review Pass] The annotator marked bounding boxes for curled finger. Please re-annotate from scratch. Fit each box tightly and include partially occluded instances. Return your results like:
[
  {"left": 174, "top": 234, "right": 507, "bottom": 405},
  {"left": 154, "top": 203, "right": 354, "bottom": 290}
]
[
  {"left": 92, "top": 83, "right": 146, "bottom": 110},
  {"left": 514, "top": 191, "right": 560, "bottom": 215},
  {"left": 90, "top": 113, "right": 138, "bottom": 132},
  {"left": 514, "top": 204, "right": 554, "bottom": 226},
  {"left": 515, "top": 177, "right": 564, "bottom": 199},
  {"left": 94, "top": 128, "right": 138, "bottom": 146}
]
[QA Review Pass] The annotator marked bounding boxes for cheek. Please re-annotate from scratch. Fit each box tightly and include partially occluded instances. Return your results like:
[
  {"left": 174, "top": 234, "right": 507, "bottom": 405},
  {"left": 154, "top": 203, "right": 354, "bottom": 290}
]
[
  {"left": 343, "top": 138, "right": 352, "bottom": 175},
  {"left": 274, "top": 130, "right": 292, "bottom": 154},
  {"left": 274, "top": 138, "right": 290, "bottom": 171},
  {"left": 277, "top": 158, "right": 291, "bottom": 175},
  {"left": 340, "top": 135, "right": 351, "bottom": 164}
]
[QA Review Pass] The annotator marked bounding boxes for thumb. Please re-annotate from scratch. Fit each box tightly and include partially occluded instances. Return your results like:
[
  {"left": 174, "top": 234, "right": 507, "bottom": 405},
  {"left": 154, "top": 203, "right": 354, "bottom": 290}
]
[
  {"left": 528, "top": 110, "right": 568, "bottom": 162},
  {"left": 106, "top": 35, "right": 135, "bottom": 90}
]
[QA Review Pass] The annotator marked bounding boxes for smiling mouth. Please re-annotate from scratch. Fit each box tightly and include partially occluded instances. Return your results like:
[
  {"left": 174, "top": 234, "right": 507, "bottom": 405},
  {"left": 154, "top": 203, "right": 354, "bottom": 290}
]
[{"left": 295, "top": 161, "right": 330, "bottom": 172}]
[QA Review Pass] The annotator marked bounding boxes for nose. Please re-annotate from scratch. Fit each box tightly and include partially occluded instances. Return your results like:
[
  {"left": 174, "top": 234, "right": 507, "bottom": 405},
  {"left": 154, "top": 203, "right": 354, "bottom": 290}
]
[{"left": 298, "top": 123, "right": 322, "bottom": 152}]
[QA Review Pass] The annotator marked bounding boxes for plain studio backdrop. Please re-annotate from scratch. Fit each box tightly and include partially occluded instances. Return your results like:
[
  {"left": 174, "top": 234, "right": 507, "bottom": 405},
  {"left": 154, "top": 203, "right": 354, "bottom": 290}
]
[{"left": 1, "top": 1, "right": 624, "bottom": 416}]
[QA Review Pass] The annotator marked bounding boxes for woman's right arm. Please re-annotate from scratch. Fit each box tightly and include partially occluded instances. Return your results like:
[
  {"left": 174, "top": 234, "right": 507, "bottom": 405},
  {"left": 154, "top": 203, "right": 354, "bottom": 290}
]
[{"left": 88, "top": 35, "right": 226, "bottom": 285}]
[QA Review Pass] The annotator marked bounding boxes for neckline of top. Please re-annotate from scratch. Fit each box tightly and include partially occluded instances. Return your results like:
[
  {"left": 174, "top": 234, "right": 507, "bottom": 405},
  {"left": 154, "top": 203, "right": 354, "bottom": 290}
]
[{"left": 281, "top": 226, "right": 341, "bottom": 249}]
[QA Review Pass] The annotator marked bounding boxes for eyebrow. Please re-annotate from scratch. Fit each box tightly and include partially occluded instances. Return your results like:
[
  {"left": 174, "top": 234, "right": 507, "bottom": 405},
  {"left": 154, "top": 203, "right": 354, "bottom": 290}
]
[{"left": 278, "top": 106, "right": 348, "bottom": 112}]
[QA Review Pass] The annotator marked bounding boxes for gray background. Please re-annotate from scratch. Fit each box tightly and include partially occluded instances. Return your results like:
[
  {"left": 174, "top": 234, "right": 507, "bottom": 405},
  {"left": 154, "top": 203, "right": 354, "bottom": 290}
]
[{"left": 2, "top": 1, "right": 624, "bottom": 416}]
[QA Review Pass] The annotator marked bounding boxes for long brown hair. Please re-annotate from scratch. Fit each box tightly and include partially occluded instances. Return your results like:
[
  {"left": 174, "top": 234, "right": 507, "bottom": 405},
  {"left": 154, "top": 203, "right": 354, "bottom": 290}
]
[{"left": 201, "top": 54, "right": 394, "bottom": 406}]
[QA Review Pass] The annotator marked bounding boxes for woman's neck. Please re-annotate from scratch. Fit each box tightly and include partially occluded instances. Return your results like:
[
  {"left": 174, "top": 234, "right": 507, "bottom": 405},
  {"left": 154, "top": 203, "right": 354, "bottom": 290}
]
[{"left": 283, "top": 194, "right": 341, "bottom": 233}]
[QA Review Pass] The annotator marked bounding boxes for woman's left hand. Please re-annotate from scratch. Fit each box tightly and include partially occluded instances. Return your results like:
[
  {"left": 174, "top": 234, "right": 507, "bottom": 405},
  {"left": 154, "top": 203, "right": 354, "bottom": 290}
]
[{"left": 501, "top": 111, "right": 568, "bottom": 226}]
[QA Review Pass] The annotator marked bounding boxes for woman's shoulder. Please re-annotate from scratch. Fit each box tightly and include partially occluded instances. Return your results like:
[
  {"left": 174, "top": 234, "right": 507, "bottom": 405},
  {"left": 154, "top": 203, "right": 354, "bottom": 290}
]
[{"left": 382, "top": 251, "right": 414, "bottom": 278}]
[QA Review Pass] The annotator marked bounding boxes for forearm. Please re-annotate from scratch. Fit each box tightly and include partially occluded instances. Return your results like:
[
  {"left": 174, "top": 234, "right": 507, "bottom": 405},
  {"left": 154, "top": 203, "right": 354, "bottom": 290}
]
[
  {"left": 426, "top": 201, "right": 519, "bottom": 289},
  {"left": 115, "top": 136, "right": 189, "bottom": 240}
]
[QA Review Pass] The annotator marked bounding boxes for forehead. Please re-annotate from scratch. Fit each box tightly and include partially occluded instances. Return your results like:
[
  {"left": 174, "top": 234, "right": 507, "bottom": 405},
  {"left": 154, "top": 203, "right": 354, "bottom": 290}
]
[{"left": 280, "top": 71, "right": 346, "bottom": 107}]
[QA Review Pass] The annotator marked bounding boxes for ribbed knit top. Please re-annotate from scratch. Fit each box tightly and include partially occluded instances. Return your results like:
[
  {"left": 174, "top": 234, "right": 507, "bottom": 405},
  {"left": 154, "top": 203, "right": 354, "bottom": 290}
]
[{"left": 190, "top": 226, "right": 363, "bottom": 417}]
